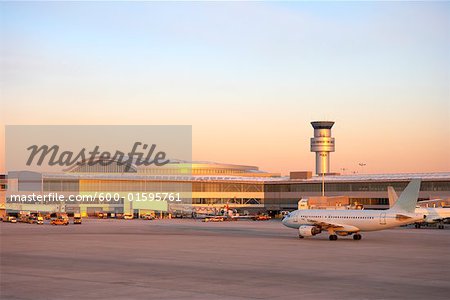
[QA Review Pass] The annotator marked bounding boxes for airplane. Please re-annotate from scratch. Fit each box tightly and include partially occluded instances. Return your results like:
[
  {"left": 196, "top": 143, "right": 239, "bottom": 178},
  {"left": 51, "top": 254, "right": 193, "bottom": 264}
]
[
  {"left": 282, "top": 179, "right": 424, "bottom": 241},
  {"left": 197, "top": 204, "right": 261, "bottom": 222},
  {"left": 388, "top": 186, "right": 450, "bottom": 229}
]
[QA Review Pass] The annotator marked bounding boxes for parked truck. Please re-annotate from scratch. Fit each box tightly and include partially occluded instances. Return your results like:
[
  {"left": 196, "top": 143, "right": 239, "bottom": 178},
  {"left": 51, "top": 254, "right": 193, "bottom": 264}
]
[
  {"left": 37, "top": 216, "right": 44, "bottom": 225},
  {"left": 51, "top": 213, "right": 69, "bottom": 225},
  {"left": 73, "top": 213, "right": 82, "bottom": 224}
]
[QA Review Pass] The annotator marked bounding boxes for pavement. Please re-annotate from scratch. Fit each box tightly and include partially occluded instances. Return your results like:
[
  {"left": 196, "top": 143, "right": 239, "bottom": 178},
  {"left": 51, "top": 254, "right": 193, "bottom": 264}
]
[{"left": 1, "top": 219, "right": 450, "bottom": 300}]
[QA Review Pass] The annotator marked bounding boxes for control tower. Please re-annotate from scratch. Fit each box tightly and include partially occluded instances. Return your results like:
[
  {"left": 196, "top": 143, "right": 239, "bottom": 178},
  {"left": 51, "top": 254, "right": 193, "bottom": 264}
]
[{"left": 310, "top": 121, "right": 335, "bottom": 175}]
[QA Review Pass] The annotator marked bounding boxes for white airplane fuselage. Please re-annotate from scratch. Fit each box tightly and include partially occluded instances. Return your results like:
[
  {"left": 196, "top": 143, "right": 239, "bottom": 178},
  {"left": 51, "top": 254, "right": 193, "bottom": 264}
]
[
  {"left": 282, "top": 209, "right": 424, "bottom": 233},
  {"left": 416, "top": 207, "right": 450, "bottom": 224},
  {"left": 283, "top": 179, "right": 423, "bottom": 240}
]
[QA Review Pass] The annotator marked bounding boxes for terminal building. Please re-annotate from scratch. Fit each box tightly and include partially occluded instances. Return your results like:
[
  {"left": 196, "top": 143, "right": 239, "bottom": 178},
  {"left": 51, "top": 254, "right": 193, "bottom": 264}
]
[
  {"left": 5, "top": 161, "right": 279, "bottom": 217},
  {"left": 3, "top": 165, "right": 450, "bottom": 216},
  {"left": 2, "top": 121, "right": 450, "bottom": 216},
  {"left": 264, "top": 172, "right": 450, "bottom": 210}
]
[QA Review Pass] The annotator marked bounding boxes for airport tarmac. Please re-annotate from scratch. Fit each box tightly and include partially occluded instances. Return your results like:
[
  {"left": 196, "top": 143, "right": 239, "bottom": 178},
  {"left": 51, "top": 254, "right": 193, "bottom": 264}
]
[{"left": 1, "top": 219, "right": 449, "bottom": 300}]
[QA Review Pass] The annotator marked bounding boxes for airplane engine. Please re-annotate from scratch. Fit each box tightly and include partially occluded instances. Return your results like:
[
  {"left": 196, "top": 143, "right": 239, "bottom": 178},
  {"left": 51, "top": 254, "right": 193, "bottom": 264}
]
[
  {"left": 424, "top": 215, "right": 434, "bottom": 223},
  {"left": 299, "top": 225, "right": 321, "bottom": 237}
]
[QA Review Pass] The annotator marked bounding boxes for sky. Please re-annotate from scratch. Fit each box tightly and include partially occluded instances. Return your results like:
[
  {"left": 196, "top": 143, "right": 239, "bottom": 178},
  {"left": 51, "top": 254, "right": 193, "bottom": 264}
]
[{"left": 0, "top": 1, "right": 449, "bottom": 175}]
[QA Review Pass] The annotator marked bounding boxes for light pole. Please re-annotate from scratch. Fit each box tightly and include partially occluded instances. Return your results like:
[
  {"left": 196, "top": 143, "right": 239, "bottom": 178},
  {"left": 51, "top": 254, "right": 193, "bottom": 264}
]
[{"left": 321, "top": 171, "right": 325, "bottom": 197}]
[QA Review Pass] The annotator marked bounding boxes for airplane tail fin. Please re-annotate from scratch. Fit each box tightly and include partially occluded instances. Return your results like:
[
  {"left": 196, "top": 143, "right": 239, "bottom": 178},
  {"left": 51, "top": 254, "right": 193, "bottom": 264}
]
[
  {"left": 389, "top": 179, "right": 421, "bottom": 213},
  {"left": 387, "top": 186, "right": 398, "bottom": 207}
]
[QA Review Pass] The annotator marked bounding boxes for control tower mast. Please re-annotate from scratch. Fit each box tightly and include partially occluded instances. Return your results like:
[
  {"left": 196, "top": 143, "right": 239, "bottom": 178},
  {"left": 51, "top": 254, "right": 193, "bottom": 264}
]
[{"left": 310, "top": 121, "right": 335, "bottom": 175}]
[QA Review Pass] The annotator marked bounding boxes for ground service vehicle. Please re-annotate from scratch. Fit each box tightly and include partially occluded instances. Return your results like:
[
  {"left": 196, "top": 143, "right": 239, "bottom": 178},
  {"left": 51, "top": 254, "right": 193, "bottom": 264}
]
[
  {"left": 203, "top": 216, "right": 225, "bottom": 222},
  {"left": 253, "top": 215, "right": 271, "bottom": 221},
  {"left": 73, "top": 213, "right": 82, "bottom": 224},
  {"left": 123, "top": 214, "right": 133, "bottom": 220},
  {"left": 51, "top": 215, "right": 69, "bottom": 225},
  {"left": 4, "top": 216, "right": 17, "bottom": 223},
  {"left": 19, "top": 215, "right": 29, "bottom": 223},
  {"left": 28, "top": 216, "right": 38, "bottom": 224}
]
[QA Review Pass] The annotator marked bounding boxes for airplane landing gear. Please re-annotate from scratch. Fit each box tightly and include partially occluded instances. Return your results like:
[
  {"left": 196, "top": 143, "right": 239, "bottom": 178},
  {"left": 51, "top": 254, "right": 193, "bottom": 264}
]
[
  {"left": 438, "top": 224, "right": 444, "bottom": 229},
  {"left": 353, "top": 234, "right": 362, "bottom": 240},
  {"left": 298, "top": 235, "right": 304, "bottom": 239},
  {"left": 329, "top": 234, "right": 338, "bottom": 241},
  {"left": 415, "top": 223, "right": 421, "bottom": 229}
]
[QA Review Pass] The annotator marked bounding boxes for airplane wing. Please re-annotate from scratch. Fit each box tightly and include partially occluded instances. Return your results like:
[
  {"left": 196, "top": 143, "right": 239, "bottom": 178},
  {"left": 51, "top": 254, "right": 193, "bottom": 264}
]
[{"left": 306, "top": 219, "right": 359, "bottom": 232}]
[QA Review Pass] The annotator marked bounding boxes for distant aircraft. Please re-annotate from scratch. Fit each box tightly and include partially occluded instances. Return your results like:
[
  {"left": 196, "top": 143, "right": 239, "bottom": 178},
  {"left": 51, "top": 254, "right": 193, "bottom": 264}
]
[
  {"left": 282, "top": 179, "right": 424, "bottom": 240},
  {"left": 387, "top": 186, "right": 450, "bottom": 229},
  {"left": 198, "top": 203, "right": 266, "bottom": 222}
]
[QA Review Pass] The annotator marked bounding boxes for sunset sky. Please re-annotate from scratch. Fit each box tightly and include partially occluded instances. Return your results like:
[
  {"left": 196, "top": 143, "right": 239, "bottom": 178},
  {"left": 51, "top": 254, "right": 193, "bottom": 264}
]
[{"left": 1, "top": 1, "right": 449, "bottom": 175}]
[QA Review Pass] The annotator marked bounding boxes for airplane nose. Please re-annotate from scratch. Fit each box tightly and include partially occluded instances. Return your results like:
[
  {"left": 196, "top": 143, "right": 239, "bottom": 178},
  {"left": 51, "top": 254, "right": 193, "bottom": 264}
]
[{"left": 282, "top": 216, "right": 288, "bottom": 226}]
